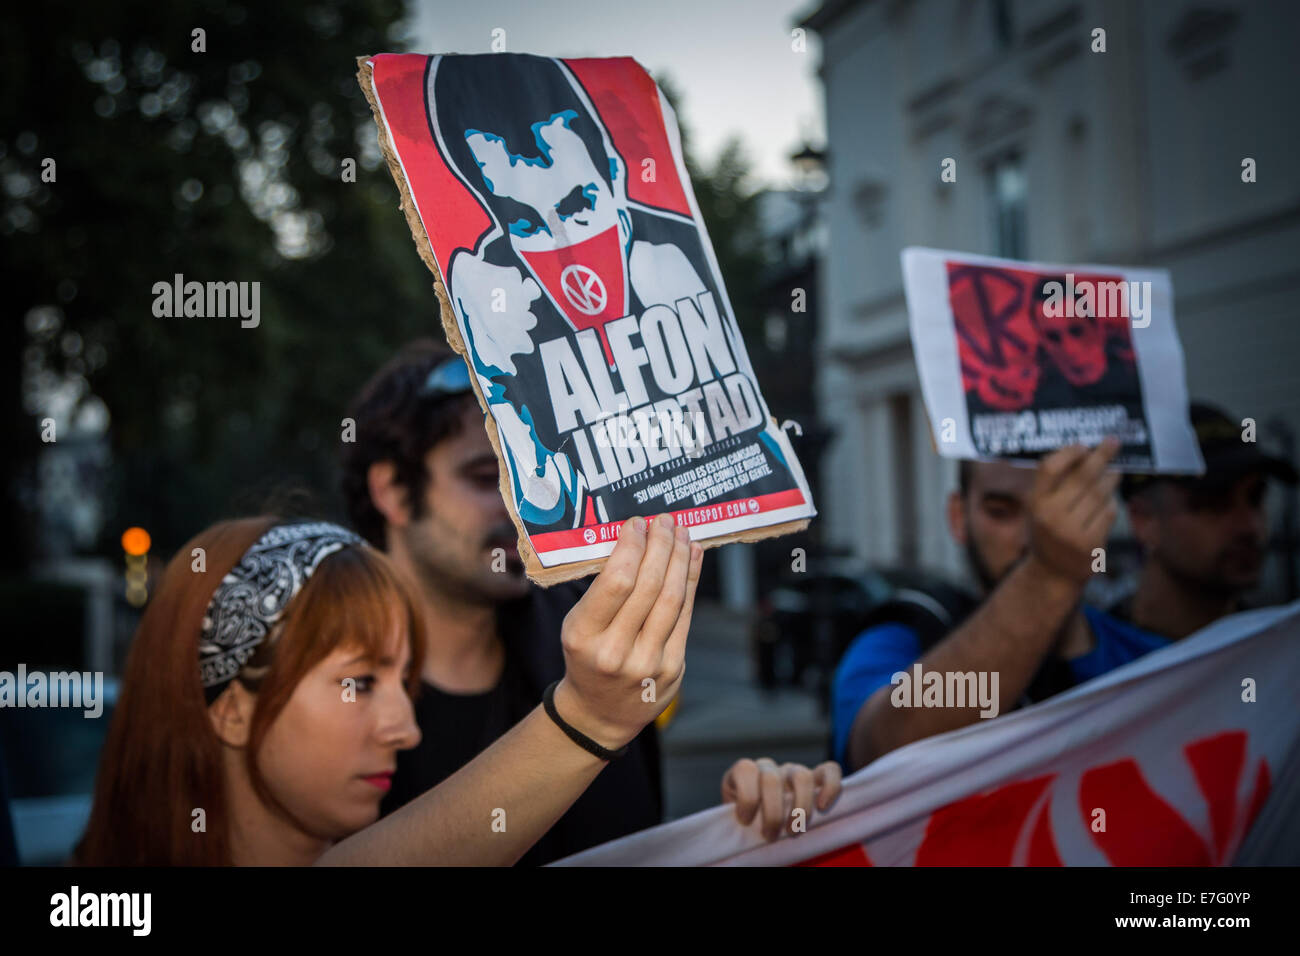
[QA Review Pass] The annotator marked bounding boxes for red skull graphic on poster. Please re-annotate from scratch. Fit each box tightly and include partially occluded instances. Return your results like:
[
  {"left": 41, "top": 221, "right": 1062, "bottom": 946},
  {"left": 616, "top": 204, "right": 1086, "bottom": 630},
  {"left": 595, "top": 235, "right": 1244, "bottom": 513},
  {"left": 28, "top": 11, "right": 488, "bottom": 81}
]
[
  {"left": 359, "top": 54, "right": 816, "bottom": 583},
  {"left": 947, "top": 261, "right": 1144, "bottom": 419}
]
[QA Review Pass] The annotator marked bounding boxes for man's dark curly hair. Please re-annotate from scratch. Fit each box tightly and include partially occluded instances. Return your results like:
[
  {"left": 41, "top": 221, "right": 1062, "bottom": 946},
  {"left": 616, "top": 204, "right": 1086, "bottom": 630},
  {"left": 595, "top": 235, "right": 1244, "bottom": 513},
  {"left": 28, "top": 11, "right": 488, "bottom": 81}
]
[{"left": 340, "top": 339, "right": 480, "bottom": 548}]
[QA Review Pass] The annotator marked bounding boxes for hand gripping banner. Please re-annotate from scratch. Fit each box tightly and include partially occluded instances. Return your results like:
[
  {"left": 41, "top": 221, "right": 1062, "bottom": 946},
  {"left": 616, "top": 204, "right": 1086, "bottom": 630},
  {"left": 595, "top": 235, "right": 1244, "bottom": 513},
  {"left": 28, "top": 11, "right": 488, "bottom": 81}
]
[
  {"left": 552, "top": 602, "right": 1300, "bottom": 865},
  {"left": 358, "top": 53, "right": 816, "bottom": 584}
]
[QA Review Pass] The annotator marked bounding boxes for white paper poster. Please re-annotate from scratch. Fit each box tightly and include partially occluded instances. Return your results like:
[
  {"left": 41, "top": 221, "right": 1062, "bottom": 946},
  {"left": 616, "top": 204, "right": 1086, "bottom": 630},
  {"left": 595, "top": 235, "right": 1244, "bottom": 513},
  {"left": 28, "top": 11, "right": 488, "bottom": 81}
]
[{"left": 902, "top": 247, "right": 1204, "bottom": 472}]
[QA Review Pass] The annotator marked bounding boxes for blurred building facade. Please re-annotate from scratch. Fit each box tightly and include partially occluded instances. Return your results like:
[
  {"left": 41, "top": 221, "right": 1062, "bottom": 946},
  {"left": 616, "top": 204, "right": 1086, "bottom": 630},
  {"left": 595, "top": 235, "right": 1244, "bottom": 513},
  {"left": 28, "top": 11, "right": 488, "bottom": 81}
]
[{"left": 802, "top": 0, "right": 1300, "bottom": 589}]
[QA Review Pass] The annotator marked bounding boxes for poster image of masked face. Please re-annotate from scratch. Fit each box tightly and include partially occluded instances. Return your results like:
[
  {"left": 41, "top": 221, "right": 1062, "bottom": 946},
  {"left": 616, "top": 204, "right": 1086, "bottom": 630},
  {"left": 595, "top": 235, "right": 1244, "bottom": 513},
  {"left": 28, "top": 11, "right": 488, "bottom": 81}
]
[
  {"left": 949, "top": 262, "right": 1147, "bottom": 451},
  {"left": 359, "top": 53, "right": 816, "bottom": 583},
  {"left": 902, "top": 248, "right": 1204, "bottom": 474}
]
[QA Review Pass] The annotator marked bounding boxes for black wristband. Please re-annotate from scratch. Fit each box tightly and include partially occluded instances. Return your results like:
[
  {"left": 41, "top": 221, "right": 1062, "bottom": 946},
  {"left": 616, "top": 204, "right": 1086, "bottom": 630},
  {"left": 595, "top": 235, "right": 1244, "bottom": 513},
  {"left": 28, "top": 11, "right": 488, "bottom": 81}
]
[{"left": 542, "top": 680, "right": 629, "bottom": 761}]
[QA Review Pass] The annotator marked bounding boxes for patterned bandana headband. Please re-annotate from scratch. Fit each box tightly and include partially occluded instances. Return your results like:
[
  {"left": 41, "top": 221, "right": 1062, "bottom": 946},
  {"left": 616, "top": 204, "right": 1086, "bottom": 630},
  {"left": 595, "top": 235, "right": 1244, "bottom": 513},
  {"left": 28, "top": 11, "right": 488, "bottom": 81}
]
[{"left": 199, "top": 521, "right": 364, "bottom": 703}]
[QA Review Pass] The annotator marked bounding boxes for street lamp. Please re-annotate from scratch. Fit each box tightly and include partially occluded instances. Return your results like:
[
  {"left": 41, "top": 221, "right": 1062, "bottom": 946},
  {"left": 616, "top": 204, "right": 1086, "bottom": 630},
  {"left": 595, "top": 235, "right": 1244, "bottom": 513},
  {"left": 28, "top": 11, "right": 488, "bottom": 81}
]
[{"left": 790, "top": 142, "right": 828, "bottom": 193}]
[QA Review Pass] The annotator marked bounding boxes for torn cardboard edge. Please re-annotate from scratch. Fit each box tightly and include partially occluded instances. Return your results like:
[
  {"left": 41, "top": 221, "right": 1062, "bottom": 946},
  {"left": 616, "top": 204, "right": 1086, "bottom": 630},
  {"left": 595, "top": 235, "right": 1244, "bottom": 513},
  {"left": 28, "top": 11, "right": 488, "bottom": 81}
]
[{"left": 356, "top": 55, "right": 810, "bottom": 586}]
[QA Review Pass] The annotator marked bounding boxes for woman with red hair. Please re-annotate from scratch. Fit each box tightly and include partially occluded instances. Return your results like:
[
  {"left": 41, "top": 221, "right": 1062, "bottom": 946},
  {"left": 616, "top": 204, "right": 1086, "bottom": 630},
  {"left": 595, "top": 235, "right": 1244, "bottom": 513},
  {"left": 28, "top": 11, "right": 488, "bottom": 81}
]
[{"left": 76, "top": 512, "right": 702, "bottom": 865}]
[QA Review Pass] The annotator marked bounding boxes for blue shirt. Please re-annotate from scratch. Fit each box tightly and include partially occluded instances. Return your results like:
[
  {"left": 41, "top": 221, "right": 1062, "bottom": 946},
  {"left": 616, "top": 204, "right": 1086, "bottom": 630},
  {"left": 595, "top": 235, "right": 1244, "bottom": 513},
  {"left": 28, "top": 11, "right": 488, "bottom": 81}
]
[{"left": 830, "top": 606, "right": 1169, "bottom": 767}]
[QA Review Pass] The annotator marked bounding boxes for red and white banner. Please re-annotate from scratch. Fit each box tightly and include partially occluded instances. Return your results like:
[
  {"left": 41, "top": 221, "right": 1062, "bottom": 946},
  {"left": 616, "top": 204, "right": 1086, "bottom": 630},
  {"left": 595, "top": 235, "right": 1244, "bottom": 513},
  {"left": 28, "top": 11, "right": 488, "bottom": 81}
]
[{"left": 554, "top": 602, "right": 1300, "bottom": 866}]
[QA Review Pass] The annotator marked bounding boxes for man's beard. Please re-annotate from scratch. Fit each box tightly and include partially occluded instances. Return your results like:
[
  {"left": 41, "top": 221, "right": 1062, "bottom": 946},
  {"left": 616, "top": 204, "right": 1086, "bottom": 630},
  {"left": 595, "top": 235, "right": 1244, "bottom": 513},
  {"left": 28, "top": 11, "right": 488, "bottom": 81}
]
[
  {"left": 1155, "top": 537, "right": 1262, "bottom": 601},
  {"left": 964, "top": 530, "right": 1004, "bottom": 595},
  {"left": 484, "top": 521, "right": 527, "bottom": 579},
  {"left": 401, "top": 518, "right": 527, "bottom": 606}
]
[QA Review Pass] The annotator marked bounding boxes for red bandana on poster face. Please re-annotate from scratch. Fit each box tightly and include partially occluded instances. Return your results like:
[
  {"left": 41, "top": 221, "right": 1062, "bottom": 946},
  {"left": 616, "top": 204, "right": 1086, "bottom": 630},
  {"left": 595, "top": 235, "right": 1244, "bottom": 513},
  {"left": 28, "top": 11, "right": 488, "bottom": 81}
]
[{"left": 520, "top": 224, "right": 627, "bottom": 367}]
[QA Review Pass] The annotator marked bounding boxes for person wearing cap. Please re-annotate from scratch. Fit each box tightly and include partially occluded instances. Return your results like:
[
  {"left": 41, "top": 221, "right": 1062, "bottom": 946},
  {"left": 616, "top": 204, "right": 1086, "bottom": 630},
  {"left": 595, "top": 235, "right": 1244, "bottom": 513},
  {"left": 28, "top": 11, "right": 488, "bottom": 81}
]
[
  {"left": 340, "top": 340, "right": 841, "bottom": 861},
  {"left": 1117, "top": 402, "right": 1299, "bottom": 639}
]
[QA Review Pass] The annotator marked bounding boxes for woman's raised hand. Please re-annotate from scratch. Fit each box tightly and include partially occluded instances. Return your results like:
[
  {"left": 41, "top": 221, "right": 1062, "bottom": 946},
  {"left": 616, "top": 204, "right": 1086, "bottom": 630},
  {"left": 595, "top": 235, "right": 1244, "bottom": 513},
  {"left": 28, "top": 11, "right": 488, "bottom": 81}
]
[{"left": 552, "top": 514, "right": 702, "bottom": 752}]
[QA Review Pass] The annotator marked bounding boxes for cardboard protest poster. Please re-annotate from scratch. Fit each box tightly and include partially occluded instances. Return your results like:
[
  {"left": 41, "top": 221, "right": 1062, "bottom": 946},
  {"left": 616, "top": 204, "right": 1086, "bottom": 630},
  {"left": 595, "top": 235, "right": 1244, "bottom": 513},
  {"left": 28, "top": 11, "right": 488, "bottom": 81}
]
[
  {"left": 901, "top": 247, "right": 1204, "bottom": 472},
  {"left": 358, "top": 53, "right": 816, "bottom": 584}
]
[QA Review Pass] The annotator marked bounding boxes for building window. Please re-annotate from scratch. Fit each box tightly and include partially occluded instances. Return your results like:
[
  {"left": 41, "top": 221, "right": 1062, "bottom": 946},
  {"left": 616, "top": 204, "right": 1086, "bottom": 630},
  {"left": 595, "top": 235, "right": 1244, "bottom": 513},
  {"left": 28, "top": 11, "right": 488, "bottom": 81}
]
[{"left": 987, "top": 152, "right": 1026, "bottom": 259}]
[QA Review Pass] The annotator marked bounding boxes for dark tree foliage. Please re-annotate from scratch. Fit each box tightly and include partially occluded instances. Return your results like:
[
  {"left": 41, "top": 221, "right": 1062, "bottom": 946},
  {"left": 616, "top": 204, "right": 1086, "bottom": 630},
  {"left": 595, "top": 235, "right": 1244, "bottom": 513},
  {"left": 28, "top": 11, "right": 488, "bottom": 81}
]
[
  {"left": 2, "top": 1, "right": 437, "bottom": 562},
  {"left": 659, "top": 77, "right": 767, "bottom": 357},
  {"left": 0, "top": 5, "right": 761, "bottom": 567}
]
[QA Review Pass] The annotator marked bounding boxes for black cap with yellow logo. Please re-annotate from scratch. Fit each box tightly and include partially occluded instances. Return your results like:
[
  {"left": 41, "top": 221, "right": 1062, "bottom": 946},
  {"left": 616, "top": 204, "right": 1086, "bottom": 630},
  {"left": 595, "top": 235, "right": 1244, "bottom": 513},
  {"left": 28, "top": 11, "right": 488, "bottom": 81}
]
[{"left": 1121, "top": 403, "right": 1298, "bottom": 500}]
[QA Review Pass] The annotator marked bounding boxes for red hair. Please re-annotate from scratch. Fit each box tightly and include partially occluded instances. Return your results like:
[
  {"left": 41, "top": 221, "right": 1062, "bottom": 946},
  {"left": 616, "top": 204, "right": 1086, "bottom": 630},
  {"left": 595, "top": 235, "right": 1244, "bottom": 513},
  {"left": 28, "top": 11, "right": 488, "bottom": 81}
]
[{"left": 75, "top": 517, "right": 426, "bottom": 865}]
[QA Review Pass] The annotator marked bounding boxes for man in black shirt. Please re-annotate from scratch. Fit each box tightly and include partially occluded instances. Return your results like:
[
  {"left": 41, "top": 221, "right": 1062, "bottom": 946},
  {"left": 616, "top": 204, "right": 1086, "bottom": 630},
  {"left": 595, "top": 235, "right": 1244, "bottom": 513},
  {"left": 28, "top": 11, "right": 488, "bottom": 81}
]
[{"left": 341, "top": 340, "right": 664, "bottom": 864}]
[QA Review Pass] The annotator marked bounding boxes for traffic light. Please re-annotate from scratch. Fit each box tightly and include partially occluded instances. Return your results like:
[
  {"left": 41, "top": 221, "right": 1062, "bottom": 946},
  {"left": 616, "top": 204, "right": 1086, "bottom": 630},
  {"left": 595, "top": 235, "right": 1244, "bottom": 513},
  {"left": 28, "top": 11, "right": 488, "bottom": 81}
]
[{"left": 121, "top": 526, "right": 151, "bottom": 607}]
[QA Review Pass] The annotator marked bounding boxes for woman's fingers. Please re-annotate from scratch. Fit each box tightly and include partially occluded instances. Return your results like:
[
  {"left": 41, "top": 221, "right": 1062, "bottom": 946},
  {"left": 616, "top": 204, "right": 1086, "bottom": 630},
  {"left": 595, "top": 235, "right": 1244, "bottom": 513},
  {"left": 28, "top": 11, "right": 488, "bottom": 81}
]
[
  {"left": 571, "top": 517, "right": 647, "bottom": 638},
  {"left": 632, "top": 523, "right": 692, "bottom": 663},
  {"left": 721, "top": 758, "right": 762, "bottom": 826},
  {"left": 757, "top": 759, "right": 785, "bottom": 841},
  {"left": 554, "top": 515, "right": 702, "bottom": 749},
  {"left": 723, "top": 759, "right": 845, "bottom": 842},
  {"left": 783, "top": 764, "right": 815, "bottom": 835},
  {"left": 660, "top": 542, "right": 702, "bottom": 676},
  {"left": 608, "top": 514, "right": 678, "bottom": 642},
  {"left": 813, "top": 761, "right": 843, "bottom": 812}
]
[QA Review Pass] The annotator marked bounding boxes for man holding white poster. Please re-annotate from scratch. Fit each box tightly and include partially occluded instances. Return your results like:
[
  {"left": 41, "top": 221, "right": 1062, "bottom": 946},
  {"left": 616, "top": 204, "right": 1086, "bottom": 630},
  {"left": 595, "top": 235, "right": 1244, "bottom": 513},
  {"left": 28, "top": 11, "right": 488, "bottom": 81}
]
[{"left": 902, "top": 247, "right": 1204, "bottom": 473}]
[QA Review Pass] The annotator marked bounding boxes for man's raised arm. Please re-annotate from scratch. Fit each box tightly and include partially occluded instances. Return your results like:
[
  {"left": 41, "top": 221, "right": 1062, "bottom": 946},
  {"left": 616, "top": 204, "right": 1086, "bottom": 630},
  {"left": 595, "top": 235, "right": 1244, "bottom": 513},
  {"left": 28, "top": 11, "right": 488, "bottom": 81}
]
[{"left": 845, "top": 440, "right": 1120, "bottom": 770}]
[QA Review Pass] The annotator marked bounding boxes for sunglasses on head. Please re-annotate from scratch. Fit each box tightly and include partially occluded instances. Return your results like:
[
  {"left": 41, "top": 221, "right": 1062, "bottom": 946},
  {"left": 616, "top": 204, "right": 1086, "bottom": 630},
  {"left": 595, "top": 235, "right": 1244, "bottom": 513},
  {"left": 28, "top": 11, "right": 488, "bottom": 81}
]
[{"left": 419, "top": 357, "right": 472, "bottom": 398}]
